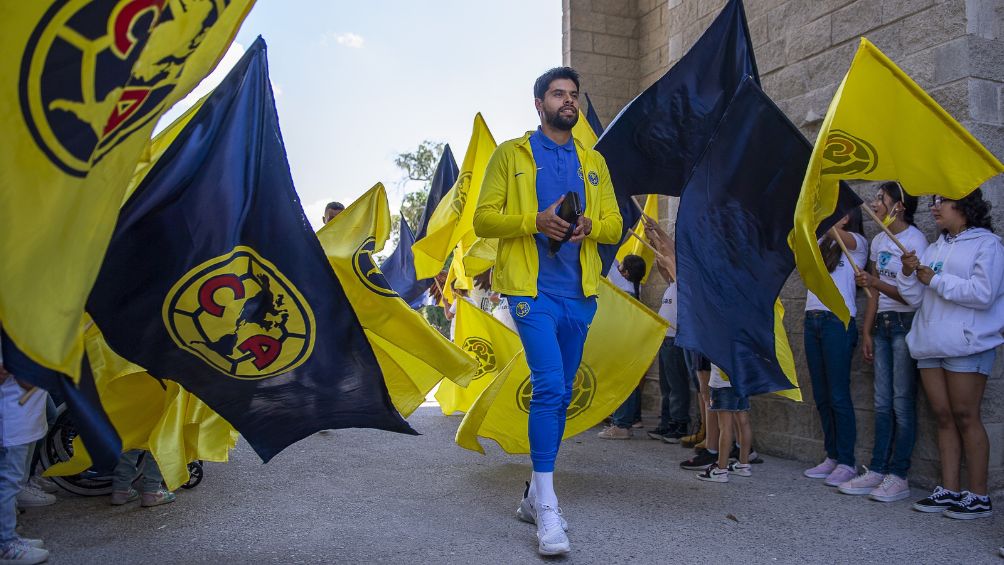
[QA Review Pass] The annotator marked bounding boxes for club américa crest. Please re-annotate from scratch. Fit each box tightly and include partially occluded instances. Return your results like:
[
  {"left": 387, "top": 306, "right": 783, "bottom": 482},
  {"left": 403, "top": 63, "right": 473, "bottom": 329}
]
[
  {"left": 19, "top": 0, "right": 235, "bottom": 176},
  {"left": 353, "top": 236, "right": 398, "bottom": 297},
  {"left": 461, "top": 337, "right": 496, "bottom": 380},
  {"left": 163, "top": 246, "right": 315, "bottom": 380},
  {"left": 516, "top": 364, "right": 596, "bottom": 419},
  {"left": 821, "top": 129, "right": 879, "bottom": 176}
]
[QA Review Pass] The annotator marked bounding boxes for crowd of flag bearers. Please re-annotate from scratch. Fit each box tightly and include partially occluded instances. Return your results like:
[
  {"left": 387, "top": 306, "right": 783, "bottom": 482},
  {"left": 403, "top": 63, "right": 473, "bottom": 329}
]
[{"left": 1, "top": 0, "right": 1003, "bottom": 562}]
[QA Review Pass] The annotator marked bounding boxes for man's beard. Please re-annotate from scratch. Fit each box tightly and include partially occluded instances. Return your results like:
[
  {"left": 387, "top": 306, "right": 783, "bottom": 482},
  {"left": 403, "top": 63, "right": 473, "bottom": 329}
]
[{"left": 545, "top": 106, "right": 578, "bottom": 131}]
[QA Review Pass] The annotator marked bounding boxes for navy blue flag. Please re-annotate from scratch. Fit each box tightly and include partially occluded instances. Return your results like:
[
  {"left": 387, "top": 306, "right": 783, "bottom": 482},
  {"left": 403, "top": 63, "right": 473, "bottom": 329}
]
[
  {"left": 584, "top": 92, "right": 604, "bottom": 135},
  {"left": 595, "top": 0, "right": 758, "bottom": 272},
  {"left": 380, "top": 217, "right": 427, "bottom": 308},
  {"left": 1, "top": 332, "right": 121, "bottom": 472},
  {"left": 674, "top": 76, "right": 861, "bottom": 398},
  {"left": 415, "top": 144, "right": 459, "bottom": 241},
  {"left": 85, "top": 37, "right": 415, "bottom": 462}
]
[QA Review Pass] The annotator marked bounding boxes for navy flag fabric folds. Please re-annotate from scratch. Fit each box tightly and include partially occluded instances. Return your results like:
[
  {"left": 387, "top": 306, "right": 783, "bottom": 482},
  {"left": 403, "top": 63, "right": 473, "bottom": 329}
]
[
  {"left": 86, "top": 37, "right": 415, "bottom": 462},
  {"left": 584, "top": 92, "right": 604, "bottom": 136},
  {"left": 415, "top": 145, "right": 459, "bottom": 242},
  {"left": 595, "top": 0, "right": 758, "bottom": 272},
  {"left": 380, "top": 217, "right": 426, "bottom": 308},
  {"left": 674, "top": 76, "right": 861, "bottom": 398}
]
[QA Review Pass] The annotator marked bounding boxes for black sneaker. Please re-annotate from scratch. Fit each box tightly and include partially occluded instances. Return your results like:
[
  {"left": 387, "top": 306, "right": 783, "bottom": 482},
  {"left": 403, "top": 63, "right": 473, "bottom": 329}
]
[
  {"left": 944, "top": 491, "right": 993, "bottom": 520},
  {"left": 646, "top": 427, "right": 671, "bottom": 440},
  {"left": 681, "top": 448, "right": 718, "bottom": 470},
  {"left": 912, "top": 486, "right": 962, "bottom": 513},
  {"left": 661, "top": 424, "right": 687, "bottom": 444},
  {"left": 727, "top": 444, "right": 764, "bottom": 464}
]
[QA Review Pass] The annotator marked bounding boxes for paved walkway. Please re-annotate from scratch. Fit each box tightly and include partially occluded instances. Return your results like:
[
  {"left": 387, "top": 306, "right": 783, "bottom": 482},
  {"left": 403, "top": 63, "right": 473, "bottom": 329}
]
[{"left": 20, "top": 406, "right": 1002, "bottom": 563}]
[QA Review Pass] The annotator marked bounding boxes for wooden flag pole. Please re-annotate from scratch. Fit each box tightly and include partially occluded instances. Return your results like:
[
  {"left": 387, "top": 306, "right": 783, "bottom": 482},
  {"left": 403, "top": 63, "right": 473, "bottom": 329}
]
[
  {"left": 18, "top": 386, "right": 38, "bottom": 406},
  {"left": 830, "top": 227, "right": 872, "bottom": 298},
  {"left": 629, "top": 229, "right": 676, "bottom": 282},
  {"left": 860, "top": 204, "right": 909, "bottom": 254}
]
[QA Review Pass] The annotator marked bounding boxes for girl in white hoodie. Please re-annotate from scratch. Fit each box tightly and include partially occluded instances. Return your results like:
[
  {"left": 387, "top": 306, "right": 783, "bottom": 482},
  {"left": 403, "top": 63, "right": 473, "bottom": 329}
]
[{"left": 897, "top": 189, "right": 1003, "bottom": 520}]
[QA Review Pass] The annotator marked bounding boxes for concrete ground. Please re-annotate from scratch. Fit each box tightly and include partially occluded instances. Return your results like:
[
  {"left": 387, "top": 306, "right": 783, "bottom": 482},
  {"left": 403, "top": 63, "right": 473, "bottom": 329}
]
[{"left": 19, "top": 405, "right": 1003, "bottom": 564}]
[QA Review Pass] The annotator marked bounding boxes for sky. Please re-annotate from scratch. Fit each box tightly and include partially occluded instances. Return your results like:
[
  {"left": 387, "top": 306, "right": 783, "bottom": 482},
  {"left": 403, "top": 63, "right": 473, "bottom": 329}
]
[{"left": 157, "top": 1, "right": 562, "bottom": 230}]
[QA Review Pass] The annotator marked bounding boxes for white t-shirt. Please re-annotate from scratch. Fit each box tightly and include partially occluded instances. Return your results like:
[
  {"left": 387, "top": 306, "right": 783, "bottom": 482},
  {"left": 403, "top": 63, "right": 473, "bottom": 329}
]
[
  {"left": 870, "top": 226, "right": 928, "bottom": 313},
  {"left": 805, "top": 232, "right": 868, "bottom": 318},
  {"left": 658, "top": 284, "right": 678, "bottom": 337},
  {"left": 492, "top": 297, "right": 517, "bottom": 332},
  {"left": 708, "top": 364, "right": 731, "bottom": 389},
  {"left": 0, "top": 377, "right": 47, "bottom": 447}
]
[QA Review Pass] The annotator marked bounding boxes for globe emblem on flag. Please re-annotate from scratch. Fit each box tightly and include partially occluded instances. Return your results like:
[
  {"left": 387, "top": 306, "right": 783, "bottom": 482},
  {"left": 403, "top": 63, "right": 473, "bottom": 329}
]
[
  {"left": 461, "top": 337, "right": 496, "bottom": 380},
  {"left": 163, "top": 246, "right": 315, "bottom": 380},
  {"left": 353, "top": 237, "right": 399, "bottom": 297},
  {"left": 516, "top": 364, "right": 596, "bottom": 419},
  {"left": 18, "top": 0, "right": 233, "bottom": 176},
  {"left": 450, "top": 171, "right": 472, "bottom": 216},
  {"left": 821, "top": 129, "right": 879, "bottom": 176}
]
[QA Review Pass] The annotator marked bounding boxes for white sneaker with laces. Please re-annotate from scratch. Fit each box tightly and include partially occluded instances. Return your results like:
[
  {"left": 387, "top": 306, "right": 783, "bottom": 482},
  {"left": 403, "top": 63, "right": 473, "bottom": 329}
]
[
  {"left": 0, "top": 540, "right": 49, "bottom": 564},
  {"left": 536, "top": 505, "right": 570, "bottom": 556},
  {"left": 516, "top": 482, "right": 568, "bottom": 531},
  {"left": 28, "top": 476, "right": 58, "bottom": 495},
  {"left": 15, "top": 485, "right": 56, "bottom": 508}
]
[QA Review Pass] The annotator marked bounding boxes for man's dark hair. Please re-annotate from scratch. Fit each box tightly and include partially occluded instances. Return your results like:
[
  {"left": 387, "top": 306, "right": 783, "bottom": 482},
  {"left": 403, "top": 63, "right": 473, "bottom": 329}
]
[
  {"left": 325, "top": 201, "right": 345, "bottom": 212},
  {"left": 533, "top": 67, "right": 580, "bottom": 100}
]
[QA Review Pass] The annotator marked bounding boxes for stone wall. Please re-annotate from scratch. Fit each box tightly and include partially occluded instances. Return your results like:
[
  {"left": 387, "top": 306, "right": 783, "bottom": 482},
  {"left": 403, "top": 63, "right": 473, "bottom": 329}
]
[{"left": 564, "top": 0, "right": 1004, "bottom": 493}]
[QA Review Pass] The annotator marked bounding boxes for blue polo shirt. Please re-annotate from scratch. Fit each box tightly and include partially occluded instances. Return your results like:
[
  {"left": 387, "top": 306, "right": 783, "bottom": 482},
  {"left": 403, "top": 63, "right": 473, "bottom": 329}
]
[{"left": 528, "top": 129, "right": 585, "bottom": 299}]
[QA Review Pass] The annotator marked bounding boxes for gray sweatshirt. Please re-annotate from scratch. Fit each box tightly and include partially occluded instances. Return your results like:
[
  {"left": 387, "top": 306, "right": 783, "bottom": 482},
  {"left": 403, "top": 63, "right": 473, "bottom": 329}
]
[{"left": 896, "top": 227, "right": 1004, "bottom": 359}]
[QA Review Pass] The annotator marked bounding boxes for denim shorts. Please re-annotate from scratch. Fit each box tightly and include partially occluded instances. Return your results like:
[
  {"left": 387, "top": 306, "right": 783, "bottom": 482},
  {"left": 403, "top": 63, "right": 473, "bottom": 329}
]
[
  {"left": 709, "top": 386, "right": 750, "bottom": 412},
  {"left": 916, "top": 348, "right": 997, "bottom": 376}
]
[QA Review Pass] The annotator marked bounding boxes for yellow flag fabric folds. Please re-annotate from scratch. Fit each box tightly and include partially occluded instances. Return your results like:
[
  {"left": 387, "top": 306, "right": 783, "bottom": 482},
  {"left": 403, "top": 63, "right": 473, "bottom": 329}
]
[
  {"left": 462, "top": 237, "right": 498, "bottom": 278},
  {"left": 615, "top": 194, "right": 659, "bottom": 283},
  {"left": 571, "top": 110, "right": 598, "bottom": 148},
  {"left": 790, "top": 38, "right": 1004, "bottom": 324},
  {"left": 0, "top": 1, "right": 254, "bottom": 377},
  {"left": 46, "top": 323, "right": 239, "bottom": 491},
  {"left": 456, "top": 279, "right": 668, "bottom": 453},
  {"left": 412, "top": 114, "right": 497, "bottom": 279},
  {"left": 772, "top": 299, "right": 800, "bottom": 401},
  {"left": 435, "top": 299, "right": 523, "bottom": 415},
  {"left": 317, "top": 183, "right": 477, "bottom": 416}
]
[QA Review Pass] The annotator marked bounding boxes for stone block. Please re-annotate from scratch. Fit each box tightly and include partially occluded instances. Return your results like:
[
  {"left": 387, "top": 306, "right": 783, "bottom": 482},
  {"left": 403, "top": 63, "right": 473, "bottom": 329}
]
[
  {"left": 881, "top": 0, "right": 935, "bottom": 23},
  {"left": 606, "top": 55, "right": 640, "bottom": 79},
  {"left": 761, "top": 58, "right": 809, "bottom": 100},
  {"left": 766, "top": 0, "right": 813, "bottom": 43},
  {"left": 571, "top": 51, "right": 609, "bottom": 76},
  {"left": 606, "top": 14, "right": 639, "bottom": 36},
  {"left": 747, "top": 13, "right": 769, "bottom": 47},
  {"left": 895, "top": 1, "right": 968, "bottom": 57},
  {"left": 593, "top": 32, "right": 633, "bottom": 56},
  {"left": 784, "top": 15, "right": 832, "bottom": 64},
  {"left": 758, "top": 37, "right": 787, "bottom": 74},
  {"left": 968, "top": 36, "right": 1004, "bottom": 81},
  {"left": 928, "top": 79, "right": 972, "bottom": 122},
  {"left": 754, "top": 431, "right": 795, "bottom": 459},
  {"left": 667, "top": 33, "right": 683, "bottom": 63},
  {"left": 803, "top": 40, "right": 858, "bottom": 92},
  {"left": 970, "top": 78, "right": 1003, "bottom": 124},
  {"left": 966, "top": 0, "right": 1004, "bottom": 40},
  {"left": 571, "top": 8, "right": 608, "bottom": 33},
  {"left": 571, "top": 30, "right": 594, "bottom": 53},
  {"left": 831, "top": 0, "right": 883, "bottom": 44},
  {"left": 592, "top": 0, "right": 637, "bottom": 18},
  {"left": 666, "top": 1, "right": 698, "bottom": 36},
  {"left": 698, "top": 0, "right": 727, "bottom": 18}
]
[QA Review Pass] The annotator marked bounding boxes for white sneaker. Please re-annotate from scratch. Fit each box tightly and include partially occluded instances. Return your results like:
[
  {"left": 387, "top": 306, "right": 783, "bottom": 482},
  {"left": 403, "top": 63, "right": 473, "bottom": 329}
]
[
  {"left": 515, "top": 482, "right": 568, "bottom": 531},
  {"left": 28, "top": 476, "right": 58, "bottom": 495},
  {"left": 0, "top": 540, "right": 49, "bottom": 564},
  {"left": 536, "top": 505, "right": 570, "bottom": 556},
  {"left": 727, "top": 461, "right": 752, "bottom": 477},
  {"left": 16, "top": 485, "right": 56, "bottom": 508}
]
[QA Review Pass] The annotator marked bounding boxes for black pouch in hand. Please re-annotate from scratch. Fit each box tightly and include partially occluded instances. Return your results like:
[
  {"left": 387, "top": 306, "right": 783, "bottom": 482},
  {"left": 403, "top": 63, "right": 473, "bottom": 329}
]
[{"left": 548, "top": 191, "right": 582, "bottom": 257}]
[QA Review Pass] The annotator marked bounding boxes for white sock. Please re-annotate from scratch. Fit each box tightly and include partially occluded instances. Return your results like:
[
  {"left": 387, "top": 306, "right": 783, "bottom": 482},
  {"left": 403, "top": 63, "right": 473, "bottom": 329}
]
[{"left": 533, "top": 471, "right": 558, "bottom": 509}]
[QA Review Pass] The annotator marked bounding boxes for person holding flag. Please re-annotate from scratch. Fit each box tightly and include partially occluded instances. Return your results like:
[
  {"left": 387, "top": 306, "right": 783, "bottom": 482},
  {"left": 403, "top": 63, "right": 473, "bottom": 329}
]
[{"left": 473, "top": 67, "right": 621, "bottom": 556}]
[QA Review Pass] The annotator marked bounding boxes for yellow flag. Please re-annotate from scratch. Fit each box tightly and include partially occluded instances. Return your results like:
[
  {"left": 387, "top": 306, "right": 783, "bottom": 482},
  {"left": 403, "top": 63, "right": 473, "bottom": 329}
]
[
  {"left": 456, "top": 279, "right": 668, "bottom": 453},
  {"left": 790, "top": 38, "right": 1004, "bottom": 324},
  {"left": 0, "top": 1, "right": 254, "bottom": 377},
  {"left": 46, "top": 323, "right": 239, "bottom": 491},
  {"left": 317, "top": 183, "right": 477, "bottom": 416},
  {"left": 615, "top": 194, "right": 659, "bottom": 283},
  {"left": 462, "top": 237, "right": 498, "bottom": 278},
  {"left": 772, "top": 299, "right": 801, "bottom": 401},
  {"left": 412, "top": 114, "right": 497, "bottom": 279},
  {"left": 436, "top": 299, "right": 523, "bottom": 415},
  {"left": 571, "top": 110, "right": 598, "bottom": 147}
]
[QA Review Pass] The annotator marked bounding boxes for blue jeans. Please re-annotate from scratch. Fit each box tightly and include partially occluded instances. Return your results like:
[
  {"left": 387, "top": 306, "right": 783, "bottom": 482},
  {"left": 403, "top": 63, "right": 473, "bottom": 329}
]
[
  {"left": 657, "top": 337, "right": 690, "bottom": 429},
  {"left": 870, "top": 311, "right": 917, "bottom": 478},
  {"left": 509, "top": 293, "right": 597, "bottom": 473},
  {"left": 804, "top": 311, "right": 858, "bottom": 467},
  {"left": 112, "top": 450, "right": 165, "bottom": 493},
  {"left": 0, "top": 444, "right": 30, "bottom": 543},
  {"left": 611, "top": 389, "right": 640, "bottom": 428}
]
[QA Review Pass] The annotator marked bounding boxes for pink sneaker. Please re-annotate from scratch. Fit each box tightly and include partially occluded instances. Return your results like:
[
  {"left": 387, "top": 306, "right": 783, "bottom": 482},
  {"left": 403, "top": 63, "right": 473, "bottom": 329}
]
[
  {"left": 838, "top": 469, "right": 884, "bottom": 495},
  {"left": 824, "top": 464, "right": 857, "bottom": 487},
  {"left": 803, "top": 458, "right": 837, "bottom": 479},
  {"left": 869, "top": 474, "right": 910, "bottom": 502}
]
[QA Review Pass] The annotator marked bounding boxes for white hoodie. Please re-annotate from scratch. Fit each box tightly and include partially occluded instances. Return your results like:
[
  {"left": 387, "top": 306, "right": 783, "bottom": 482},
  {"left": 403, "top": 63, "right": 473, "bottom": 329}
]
[{"left": 896, "top": 227, "right": 1004, "bottom": 359}]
